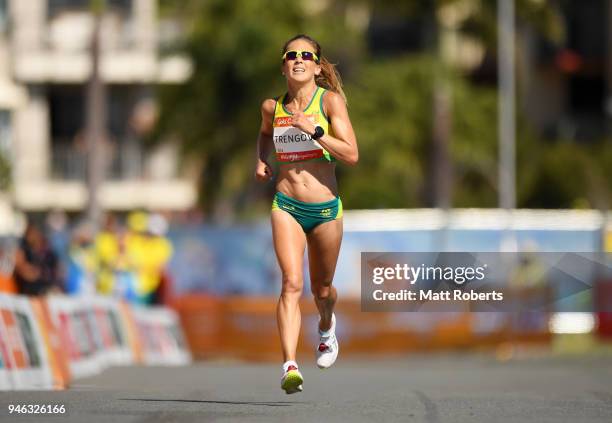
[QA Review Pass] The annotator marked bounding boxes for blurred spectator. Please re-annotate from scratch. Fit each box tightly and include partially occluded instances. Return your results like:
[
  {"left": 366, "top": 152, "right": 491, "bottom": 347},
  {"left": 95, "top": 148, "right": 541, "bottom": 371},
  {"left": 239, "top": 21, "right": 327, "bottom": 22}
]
[
  {"left": 0, "top": 237, "right": 17, "bottom": 294},
  {"left": 146, "top": 213, "right": 173, "bottom": 304},
  {"left": 13, "top": 222, "right": 62, "bottom": 296},
  {"left": 46, "top": 210, "right": 70, "bottom": 263},
  {"left": 0, "top": 273, "right": 16, "bottom": 293},
  {"left": 65, "top": 222, "right": 97, "bottom": 295},
  {"left": 124, "top": 211, "right": 173, "bottom": 304},
  {"left": 95, "top": 213, "right": 121, "bottom": 295},
  {"left": 9, "top": 211, "right": 175, "bottom": 304},
  {"left": 91, "top": 211, "right": 175, "bottom": 305},
  {"left": 509, "top": 247, "right": 547, "bottom": 289},
  {"left": 113, "top": 226, "right": 140, "bottom": 303},
  {"left": 94, "top": 213, "right": 141, "bottom": 302}
]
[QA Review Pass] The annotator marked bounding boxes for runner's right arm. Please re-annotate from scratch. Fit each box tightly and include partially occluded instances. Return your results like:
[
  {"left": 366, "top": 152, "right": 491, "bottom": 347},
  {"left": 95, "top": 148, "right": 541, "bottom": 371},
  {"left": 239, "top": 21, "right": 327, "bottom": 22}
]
[{"left": 255, "top": 99, "right": 276, "bottom": 181}]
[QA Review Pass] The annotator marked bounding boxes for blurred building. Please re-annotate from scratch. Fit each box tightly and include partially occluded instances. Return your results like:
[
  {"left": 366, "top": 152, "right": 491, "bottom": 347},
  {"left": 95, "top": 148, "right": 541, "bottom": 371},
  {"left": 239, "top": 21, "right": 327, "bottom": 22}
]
[
  {"left": 520, "top": 0, "right": 611, "bottom": 142},
  {"left": 367, "top": 0, "right": 612, "bottom": 142},
  {"left": 0, "top": 0, "right": 196, "bottom": 213}
]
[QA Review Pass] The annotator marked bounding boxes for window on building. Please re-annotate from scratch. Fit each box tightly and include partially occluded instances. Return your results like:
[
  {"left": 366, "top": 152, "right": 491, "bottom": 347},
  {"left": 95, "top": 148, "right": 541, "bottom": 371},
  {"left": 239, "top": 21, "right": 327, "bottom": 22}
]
[
  {"left": 49, "top": 85, "right": 86, "bottom": 180},
  {"left": 367, "top": 13, "right": 431, "bottom": 57},
  {"left": 107, "top": 85, "right": 145, "bottom": 180},
  {"left": 0, "top": 110, "right": 11, "bottom": 190},
  {"left": 0, "top": 0, "right": 8, "bottom": 33},
  {"left": 565, "top": 1, "right": 606, "bottom": 116},
  {"left": 0, "top": 110, "right": 11, "bottom": 155},
  {"left": 49, "top": 84, "right": 144, "bottom": 180},
  {"left": 556, "top": 0, "right": 605, "bottom": 141}
]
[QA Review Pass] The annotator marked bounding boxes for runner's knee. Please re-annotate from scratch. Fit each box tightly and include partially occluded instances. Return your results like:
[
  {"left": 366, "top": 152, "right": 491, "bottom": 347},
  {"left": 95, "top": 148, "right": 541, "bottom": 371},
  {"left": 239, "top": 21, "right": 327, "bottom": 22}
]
[
  {"left": 311, "top": 282, "right": 333, "bottom": 301},
  {"left": 281, "top": 274, "right": 303, "bottom": 297}
]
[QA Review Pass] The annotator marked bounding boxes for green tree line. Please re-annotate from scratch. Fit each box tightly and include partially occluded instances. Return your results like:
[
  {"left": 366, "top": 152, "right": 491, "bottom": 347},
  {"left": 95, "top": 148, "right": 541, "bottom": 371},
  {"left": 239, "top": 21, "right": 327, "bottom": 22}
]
[{"left": 155, "top": 0, "right": 612, "bottom": 219}]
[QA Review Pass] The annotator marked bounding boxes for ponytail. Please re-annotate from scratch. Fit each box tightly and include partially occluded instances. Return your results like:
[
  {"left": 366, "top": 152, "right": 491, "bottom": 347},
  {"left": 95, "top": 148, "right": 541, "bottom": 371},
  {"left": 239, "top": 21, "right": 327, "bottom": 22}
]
[
  {"left": 316, "top": 57, "right": 347, "bottom": 104},
  {"left": 282, "top": 34, "right": 347, "bottom": 104}
]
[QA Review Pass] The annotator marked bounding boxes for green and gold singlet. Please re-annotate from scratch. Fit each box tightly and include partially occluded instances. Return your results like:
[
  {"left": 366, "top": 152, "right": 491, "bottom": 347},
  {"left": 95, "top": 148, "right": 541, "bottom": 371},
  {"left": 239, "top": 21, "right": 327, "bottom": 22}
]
[
  {"left": 272, "top": 86, "right": 335, "bottom": 163},
  {"left": 270, "top": 86, "right": 342, "bottom": 232}
]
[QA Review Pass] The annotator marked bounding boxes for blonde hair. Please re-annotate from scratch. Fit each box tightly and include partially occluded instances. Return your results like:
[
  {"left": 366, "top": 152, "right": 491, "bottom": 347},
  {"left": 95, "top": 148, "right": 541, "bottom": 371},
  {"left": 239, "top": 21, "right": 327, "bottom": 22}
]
[{"left": 282, "top": 34, "right": 347, "bottom": 103}]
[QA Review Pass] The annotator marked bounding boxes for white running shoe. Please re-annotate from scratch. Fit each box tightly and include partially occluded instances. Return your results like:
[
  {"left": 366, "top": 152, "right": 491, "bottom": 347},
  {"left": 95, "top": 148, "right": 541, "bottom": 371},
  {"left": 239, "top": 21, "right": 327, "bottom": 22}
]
[
  {"left": 316, "top": 313, "right": 339, "bottom": 369},
  {"left": 280, "top": 364, "right": 304, "bottom": 394}
]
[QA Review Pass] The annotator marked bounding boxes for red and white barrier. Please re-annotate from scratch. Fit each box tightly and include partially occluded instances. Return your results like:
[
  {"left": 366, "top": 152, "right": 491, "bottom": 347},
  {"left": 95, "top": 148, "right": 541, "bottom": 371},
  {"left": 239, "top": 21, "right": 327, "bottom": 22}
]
[
  {"left": 90, "top": 296, "right": 134, "bottom": 366},
  {"left": 0, "top": 294, "right": 54, "bottom": 390},
  {"left": 131, "top": 306, "right": 191, "bottom": 366},
  {"left": 46, "top": 295, "right": 100, "bottom": 379},
  {"left": 0, "top": 295, "right": 16, "bottom": 390},
  {"left": 0, "top": 294, "right": 191, "bottom": 391}
]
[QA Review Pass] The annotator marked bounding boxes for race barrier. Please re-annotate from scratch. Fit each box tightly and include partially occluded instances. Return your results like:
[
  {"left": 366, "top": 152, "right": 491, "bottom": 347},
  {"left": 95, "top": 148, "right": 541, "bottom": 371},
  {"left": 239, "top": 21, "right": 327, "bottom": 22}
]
[
  {"left": 172, "top": 295, "right": 551, "bottom": 362},
  {"left": 0, "top": 293, "right": 191, "bottom": 391},
  {"left": 0, "top": 295, "right": 54, "bottom": 390},
  {"left": 131, "top": 305, "right": 191, "bottom": 366}
]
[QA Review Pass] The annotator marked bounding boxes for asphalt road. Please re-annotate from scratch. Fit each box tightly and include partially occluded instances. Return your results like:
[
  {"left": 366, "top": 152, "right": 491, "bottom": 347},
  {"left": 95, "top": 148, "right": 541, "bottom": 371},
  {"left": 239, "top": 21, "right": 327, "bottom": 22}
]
[{"left": 1, "top": 354, "right": 611, "bottom": 423}]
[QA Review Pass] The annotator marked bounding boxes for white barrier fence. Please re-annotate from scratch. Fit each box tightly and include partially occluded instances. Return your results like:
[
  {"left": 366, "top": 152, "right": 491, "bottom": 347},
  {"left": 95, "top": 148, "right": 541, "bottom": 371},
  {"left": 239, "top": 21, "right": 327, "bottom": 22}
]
[{"left": 0, "top": 293, "right": 191, "bottom": 390}]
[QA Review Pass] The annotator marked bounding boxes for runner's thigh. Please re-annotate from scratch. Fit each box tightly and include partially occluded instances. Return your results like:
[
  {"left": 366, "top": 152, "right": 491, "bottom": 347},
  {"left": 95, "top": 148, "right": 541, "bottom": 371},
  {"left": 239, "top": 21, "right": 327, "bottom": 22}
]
[
  {"left": 271, "top": 210, "right": 307, "bottom": 287},
  {"left": 307, "top": 218, "right": 343, "bottom": 287}
]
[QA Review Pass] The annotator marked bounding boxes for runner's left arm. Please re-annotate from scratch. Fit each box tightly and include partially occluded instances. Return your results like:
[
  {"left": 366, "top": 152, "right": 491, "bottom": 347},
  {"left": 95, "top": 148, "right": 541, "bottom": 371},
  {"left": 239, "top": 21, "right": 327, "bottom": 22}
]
[{"left": 290, "top": 91, "right": 358, "bottom": 166}]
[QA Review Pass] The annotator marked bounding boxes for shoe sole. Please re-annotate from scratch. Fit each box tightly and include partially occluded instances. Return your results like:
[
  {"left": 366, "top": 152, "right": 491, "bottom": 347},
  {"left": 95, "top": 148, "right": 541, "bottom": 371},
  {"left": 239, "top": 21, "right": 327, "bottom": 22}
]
[
  {"left": 281, "top": 370, "right": 304, "bottom": 394},
  {"left": 284, "top": 384, "right": 303, "bottom": 394}
]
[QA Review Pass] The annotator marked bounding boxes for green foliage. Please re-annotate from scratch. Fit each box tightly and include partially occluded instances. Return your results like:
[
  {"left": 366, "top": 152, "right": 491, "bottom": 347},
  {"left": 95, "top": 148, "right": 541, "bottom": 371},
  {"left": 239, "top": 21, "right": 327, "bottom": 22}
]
[
  {"left": 518, "top": 140, "right": 612, "bottom": 209},
  {"left": 155, "top": 0, "right": 362, "bottom": 216},
  {"left": 156, "top": 0, "right": 608, "bottom": 215},
  {"left": 458, "top": 0, "right": 564, "bottom": 48},
  {"left": 374, "top": 0, "right": 564, "bottom": 48},
  {"left": 341, "top": 55, "right": 499, "bottom": 208},
  {"left": 341, "top": 56, "right": 434, "bottom": 208}
]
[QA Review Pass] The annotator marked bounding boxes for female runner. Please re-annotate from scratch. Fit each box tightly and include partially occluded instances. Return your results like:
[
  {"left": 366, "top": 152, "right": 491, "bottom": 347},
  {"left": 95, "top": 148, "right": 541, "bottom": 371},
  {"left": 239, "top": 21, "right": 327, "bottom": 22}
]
[{"left": 254, "top": 34, "right": 358, "bottom": 394}]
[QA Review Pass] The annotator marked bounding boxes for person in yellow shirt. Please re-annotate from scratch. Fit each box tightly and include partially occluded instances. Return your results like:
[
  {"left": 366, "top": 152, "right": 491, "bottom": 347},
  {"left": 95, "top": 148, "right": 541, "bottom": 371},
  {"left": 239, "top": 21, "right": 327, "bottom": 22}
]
[
  {"left": 139, "top": 214, "right": 173, "bottom": 304},
  {"left": 95, "top": 214, "right": 120, "bottom": 295},
  {"left": 123, "top": 212, "right": 173, "bottom": 304}
]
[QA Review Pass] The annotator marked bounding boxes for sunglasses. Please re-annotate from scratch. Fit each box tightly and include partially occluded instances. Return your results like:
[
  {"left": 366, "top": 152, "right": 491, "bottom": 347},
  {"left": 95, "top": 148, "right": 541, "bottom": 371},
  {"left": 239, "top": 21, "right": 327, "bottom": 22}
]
[{"left": 282, "top": 50, "right": 320, "bottom": 63}]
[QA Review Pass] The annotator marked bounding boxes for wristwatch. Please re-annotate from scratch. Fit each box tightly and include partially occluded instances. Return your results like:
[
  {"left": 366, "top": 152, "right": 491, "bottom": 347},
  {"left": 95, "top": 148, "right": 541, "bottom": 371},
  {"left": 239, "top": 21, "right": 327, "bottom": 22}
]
[{"left": 312, "top": 125, "right": 325, "bottom": 140}]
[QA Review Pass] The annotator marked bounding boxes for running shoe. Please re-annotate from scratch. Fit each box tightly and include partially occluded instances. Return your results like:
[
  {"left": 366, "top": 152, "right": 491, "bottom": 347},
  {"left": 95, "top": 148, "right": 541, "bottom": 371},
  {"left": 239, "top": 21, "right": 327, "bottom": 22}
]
[
  {"left": 316, "top": 313, "right": 338, "bottom": 369},
  {"left": 280, "top": 365, "right": 304, "bottom": 394}
]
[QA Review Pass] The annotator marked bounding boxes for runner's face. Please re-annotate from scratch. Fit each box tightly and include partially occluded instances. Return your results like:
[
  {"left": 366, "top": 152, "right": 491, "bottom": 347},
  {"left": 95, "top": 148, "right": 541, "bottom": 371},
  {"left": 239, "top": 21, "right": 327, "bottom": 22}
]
[{"left": 282, "top": 39, "right": 321, "bottom": 83}]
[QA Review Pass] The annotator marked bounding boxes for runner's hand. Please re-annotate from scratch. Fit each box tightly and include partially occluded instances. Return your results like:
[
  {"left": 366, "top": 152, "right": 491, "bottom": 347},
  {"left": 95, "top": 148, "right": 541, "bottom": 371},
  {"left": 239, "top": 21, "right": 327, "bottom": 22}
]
[
  {"left": 291, "top": 111, "right": 315, "bottom": 135},
  {"left": 255, "top": 160, "right": 273, "bottom": 181}
]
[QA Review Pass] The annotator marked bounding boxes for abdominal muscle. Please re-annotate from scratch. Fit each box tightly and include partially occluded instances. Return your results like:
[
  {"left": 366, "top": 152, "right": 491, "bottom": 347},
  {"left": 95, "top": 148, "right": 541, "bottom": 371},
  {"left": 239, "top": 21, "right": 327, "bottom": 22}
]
[{"left": 276, "top": 161, "right": 338, "bottom": 203}]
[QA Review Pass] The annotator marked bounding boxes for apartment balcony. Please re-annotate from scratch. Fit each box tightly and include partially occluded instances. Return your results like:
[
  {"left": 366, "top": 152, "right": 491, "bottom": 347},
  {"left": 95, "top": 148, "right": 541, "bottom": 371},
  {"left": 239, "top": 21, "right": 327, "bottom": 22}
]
[
  {"left": 51, "top": 138, "right": 144, "bottom": 181},
  {"left": 10, "top": 1, "right": 191, "bottom": 84},
  {"left": 13, "top": 139, "right": 197, "bottom": 211},
  {"left": 13, "top": 177, "right": 197, "bottom": 211}
]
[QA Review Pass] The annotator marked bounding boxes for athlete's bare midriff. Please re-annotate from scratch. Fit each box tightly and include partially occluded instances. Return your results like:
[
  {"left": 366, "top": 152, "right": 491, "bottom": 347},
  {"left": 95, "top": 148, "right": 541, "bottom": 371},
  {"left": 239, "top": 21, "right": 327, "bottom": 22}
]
[{"left": 276, "top": 161, "right": 338, "bottom": 203}]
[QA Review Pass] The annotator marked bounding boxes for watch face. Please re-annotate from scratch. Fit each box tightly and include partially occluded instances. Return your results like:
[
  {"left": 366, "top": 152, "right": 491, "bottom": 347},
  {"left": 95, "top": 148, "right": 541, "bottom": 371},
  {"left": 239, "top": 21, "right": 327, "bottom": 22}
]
[{"left": 314, "top": 126, "right": 324, "bottom": 139}]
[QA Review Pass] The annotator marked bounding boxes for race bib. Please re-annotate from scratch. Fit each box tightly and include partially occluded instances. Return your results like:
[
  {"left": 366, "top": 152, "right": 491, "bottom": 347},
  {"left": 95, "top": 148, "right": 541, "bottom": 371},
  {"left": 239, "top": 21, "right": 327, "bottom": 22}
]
[{"left": 272, "top": 115, "right": 323, "bottom": 162}]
